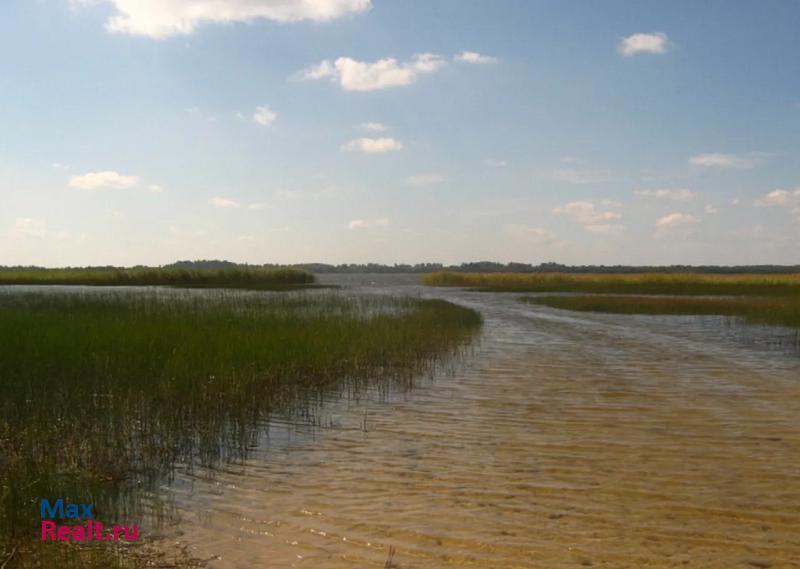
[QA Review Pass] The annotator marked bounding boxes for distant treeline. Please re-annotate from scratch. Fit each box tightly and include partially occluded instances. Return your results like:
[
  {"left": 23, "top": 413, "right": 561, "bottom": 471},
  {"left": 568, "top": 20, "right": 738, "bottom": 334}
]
[{"left": 2, "top": 260, "right": 799, "bottom": 275}]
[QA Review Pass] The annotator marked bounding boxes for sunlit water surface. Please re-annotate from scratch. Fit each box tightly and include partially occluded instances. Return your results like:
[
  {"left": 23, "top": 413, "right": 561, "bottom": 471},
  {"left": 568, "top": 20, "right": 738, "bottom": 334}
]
[{"left": 143, "top": 275, "right": 800, "bottom": 569}]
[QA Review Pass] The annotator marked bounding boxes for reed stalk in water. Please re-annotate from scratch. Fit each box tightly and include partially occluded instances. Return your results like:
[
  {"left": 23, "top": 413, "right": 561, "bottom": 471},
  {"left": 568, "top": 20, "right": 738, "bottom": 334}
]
[{"left": 0, "top": 289, "right": 481, "bottom": 568}]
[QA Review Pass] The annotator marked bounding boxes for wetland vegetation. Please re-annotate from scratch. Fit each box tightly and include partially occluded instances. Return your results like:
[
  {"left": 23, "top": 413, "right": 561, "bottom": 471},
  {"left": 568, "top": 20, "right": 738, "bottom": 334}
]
[
  {"left": 0, "top": 289, "right": 481, "bottom": 568},
  {"left": 423, "top": 271, "right": 800, "bottom": 297},
  {"left": 0, "top": 267, "right": 315, "bottom": 289},
  {"left": 523, "top": 295, "right": 800, "bottom": 328},
  {"left": 426, "top": 271, "right": 800, "bottom": 330}
]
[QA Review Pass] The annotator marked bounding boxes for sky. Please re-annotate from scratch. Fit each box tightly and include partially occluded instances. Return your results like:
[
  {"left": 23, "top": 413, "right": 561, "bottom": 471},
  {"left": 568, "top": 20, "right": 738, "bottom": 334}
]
[{"left": 1, "top": 0, "right": 799, "bottom": 267}]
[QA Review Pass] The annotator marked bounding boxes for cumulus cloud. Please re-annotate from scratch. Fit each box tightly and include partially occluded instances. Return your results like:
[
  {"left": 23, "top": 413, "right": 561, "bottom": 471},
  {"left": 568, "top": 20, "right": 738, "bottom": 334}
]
[
  {"left": 754, "top": 188, "right": 800, "bottom": 207},
  {"left": 361, "top": 122, "right": 387, "bottom": 132},
  {"left": 656, "top": 212, "right": 699, "bottom": 228},
  {"left": 406, "top": 173, "right": 444, "bottom": 188},
  {"left": 754, "top": 188, "right": 800, "bottom": 222},
  {"left": 504, "top": 225, "right": 556, "bottom": 244},
  {"left": 12, "top": 217, "right": 47, "bottom": 238},
  {"left": 553, "top": 201, "right": 624, "bottom": 235},
  {"left": 10, "top": 217, "right": 85, "bottom": 243},
  {"left": 341, "top": 137, "right": 403, "bottom": 154},
  {"left": 209, "top": 197, "right": 265, "bottom": 210},
  {"left": 634, "top": 188, "right": 696, "bottom": 201},
  {"left": 655, "top": 212, "right": 699, "bottom": 237},
  {"left": 69, "top": 170, "right": 139, "bottom": 190},
  {"left": 618, "top": 32, "right": 670, "bottom": 56},
  {"left": 73, "top": 0, "right": 372, "bottom": 39},
  {"left": 554, "top": 201, "right": 621, "bottom": 224},
  {"left": 253, "top": 105, "right": 277, "bottom": 126},
  {"left": 689, "top": 153, "right": 761, "bottom": 169},
  {"left": 293, "top": 53, "right": 446, "bottom": 91},
  {"left": 347, "top": 217, "right": 389, "bottom": 230},
  {"left": 455, "top": 51, "right": 499, "bottom": 64},
  {"left": 209, "top": 197, "right": 241, "bottom": 209},
  {"left": 148, "top": 184, "right": 164, "bottom": 193}
]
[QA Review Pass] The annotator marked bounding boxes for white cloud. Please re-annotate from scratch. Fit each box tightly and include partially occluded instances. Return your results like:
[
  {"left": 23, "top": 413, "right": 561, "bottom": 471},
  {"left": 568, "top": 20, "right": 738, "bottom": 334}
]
[
  {"left": 656, "top": 212, "right": 699, "bottom": 228},
  {"left": 754, "top": 188, "right": 800, "bottom": 207},
  {"left": 406, "top": 173, "right": 444, "bottom": 188},
  {"left": 553, "top": 201, "right": 623, "bottom": 234},
  {"left": 754, "top": 188, "right": 800, "bottom": 223},
  {"left": 253, "top": 105, "right": 277, "bottom": 126},
  {"left": 361, "top": 122, "right": 387, "bottom": 132},
  {"left": 10, "top": 217, "right": 85, "bottom": 243},
  {"left": 209, "top": 197, "right": 265, "bottom": 210},
  {"left": 655, "top": 212, "right": 699, "bottom": 238},
  {"left": 705, "top": 204, "right": 719, "bottom": 214},
  {"left": 209, "top": 197, "right": 242, "bottom": 209},
  {"left": 504, "top": 225, "right": 556, "bottom": 244},
  {"left": 635, "top": 188, "right": 695, "bottom": 201},
  {"left": 485, "top": 159, "right": 507, "bottom": 168},
  {"left": 618, "top": 32, "right": 670, "bottom": 56},
  {"left": 348, "top": 217, "right": 389, "bottom": 230},
  {"left": 148, "top": 184, "right": 164, "bottom": 193},
  {"left": 689, "top": 153, "right": 760, "bottom": 169},
  {"left": 341, "top": 137, "right": 403, "bottom": 154},
  {"left": 455, "top": 51, "right": 499, "bottom": 64},
  {"left": 74, "top": 0, "right": 372, "bottom": 39},
  {"left": 293, "top": 53, "right": 446, "bottom": 91},
  {"left": 12, "top": 217, "right": 47, "bottom": 238},
  {"left": 69, "top": 170, "right": 139, "bottom": 190}
]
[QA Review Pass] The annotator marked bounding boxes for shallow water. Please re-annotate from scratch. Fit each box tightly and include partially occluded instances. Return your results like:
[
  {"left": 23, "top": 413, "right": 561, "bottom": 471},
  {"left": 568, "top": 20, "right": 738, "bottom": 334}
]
[{"left": 152, "top": 275, "right": 800, "bottom": 569}]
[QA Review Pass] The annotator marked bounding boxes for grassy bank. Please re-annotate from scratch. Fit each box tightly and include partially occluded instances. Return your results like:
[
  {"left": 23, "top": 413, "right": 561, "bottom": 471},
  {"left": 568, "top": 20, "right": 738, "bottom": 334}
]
[
  {"left": 0, "top": 290, "right": 481, "bottom": 568},
  {"left": 0, "top": 267, "right": 316, "bottom": 289},
  {"left": 522, "top": 295, "right": 800, "bottom": 328},
  {"left": 423, "top": 271, "right": 800, "bottom": 296}
]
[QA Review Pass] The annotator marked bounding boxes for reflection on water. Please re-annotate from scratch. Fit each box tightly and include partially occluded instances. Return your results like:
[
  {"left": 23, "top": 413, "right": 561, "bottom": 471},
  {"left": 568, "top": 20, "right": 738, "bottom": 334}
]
[{"left": 152, "top": 275, "right": 800, "bottom": 568}]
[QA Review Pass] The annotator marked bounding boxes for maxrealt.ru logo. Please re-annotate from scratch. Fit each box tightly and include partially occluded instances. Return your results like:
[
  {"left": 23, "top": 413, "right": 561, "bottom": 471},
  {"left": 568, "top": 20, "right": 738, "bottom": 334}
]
[{"left": 40, "top": 499, "right": 139, "bottom": 542}]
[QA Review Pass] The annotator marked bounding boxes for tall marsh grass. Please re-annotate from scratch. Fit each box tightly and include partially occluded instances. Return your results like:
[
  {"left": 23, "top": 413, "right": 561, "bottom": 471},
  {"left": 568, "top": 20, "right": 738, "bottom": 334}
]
[
  {"left": 522, "top": 295, "right": 800, "bottom": 328},
  {"left": 0, "top": 267, "right": 315, "bottom": 289},
  {"left": 0, "top": 290, "right": 481, "bottom": 567},
  {"left": 423, "top": 271, "right": 800, "bottom": 296}
]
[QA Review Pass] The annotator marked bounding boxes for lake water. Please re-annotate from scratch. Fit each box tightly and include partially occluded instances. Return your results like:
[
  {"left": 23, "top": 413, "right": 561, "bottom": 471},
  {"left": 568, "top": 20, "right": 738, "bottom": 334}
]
[{"left": 149, "top": 275, "right": 800, "bottom": 569}]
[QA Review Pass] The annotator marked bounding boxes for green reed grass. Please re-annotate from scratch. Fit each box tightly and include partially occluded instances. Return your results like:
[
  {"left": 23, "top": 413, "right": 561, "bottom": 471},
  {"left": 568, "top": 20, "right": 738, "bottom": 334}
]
[
  {"left": 522, "top": 295, "right": 800, "bottom": 328},
  {"left": 0, "top": 290, "right": 481, "bottom": 568},
  {"left": 0, "top": 267, "right": 315, "bottom": 289},
  {"left": 423, "top": 271, "right": 800, "bottom": 296}
]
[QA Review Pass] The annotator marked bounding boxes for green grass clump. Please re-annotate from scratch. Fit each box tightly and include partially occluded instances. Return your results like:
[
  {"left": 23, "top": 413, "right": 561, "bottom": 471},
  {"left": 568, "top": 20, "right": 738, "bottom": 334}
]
[
  {"left": 0, "top": 290, "right": 481, "bottom": 568},
  {"left": 522, "top": 295, "right": 800, "bottom": 328},
  {"left": 0, "top": 267, "right": 315, "bottom": 289},
  {"left": 423, "top": 271, "right": 800, "bottom": 296}
]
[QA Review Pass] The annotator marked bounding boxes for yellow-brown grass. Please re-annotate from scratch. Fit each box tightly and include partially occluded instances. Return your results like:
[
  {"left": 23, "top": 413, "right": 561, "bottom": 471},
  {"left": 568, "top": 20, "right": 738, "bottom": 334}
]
[{"left": 422, "top": 272, "right": 800, "bottom": 296}]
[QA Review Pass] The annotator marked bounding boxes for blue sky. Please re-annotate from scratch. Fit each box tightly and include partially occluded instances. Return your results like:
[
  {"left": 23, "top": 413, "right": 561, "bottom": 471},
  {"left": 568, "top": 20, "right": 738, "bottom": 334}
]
[{"left": 1, "top": 0, "right": 799, "bottom": 266}]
